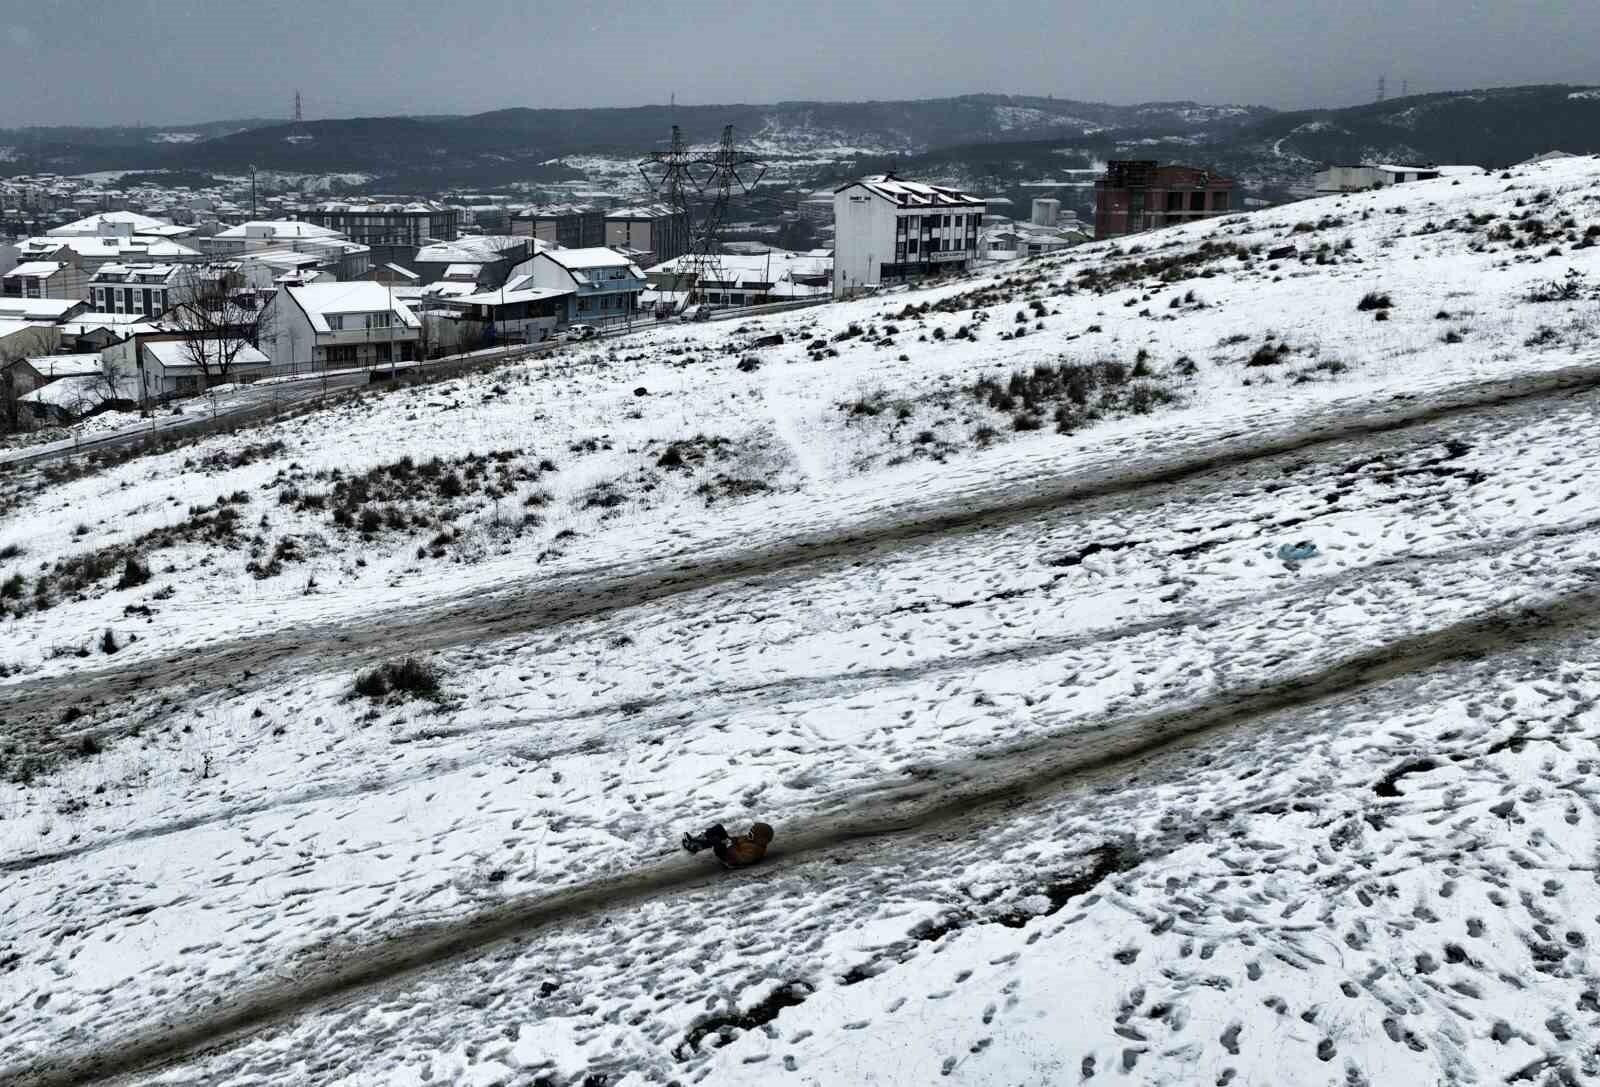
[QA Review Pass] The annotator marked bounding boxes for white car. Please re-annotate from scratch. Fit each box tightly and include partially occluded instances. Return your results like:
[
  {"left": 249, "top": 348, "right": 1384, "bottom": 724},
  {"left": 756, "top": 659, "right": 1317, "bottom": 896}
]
[{"left": 564, "top": 324, "right": 598, "bottom": 341}]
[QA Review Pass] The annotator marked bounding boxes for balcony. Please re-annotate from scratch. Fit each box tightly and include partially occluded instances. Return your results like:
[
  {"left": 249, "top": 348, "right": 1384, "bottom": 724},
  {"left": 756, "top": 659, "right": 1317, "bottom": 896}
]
[{"left": 317, "top": 327, "right": 419, "bottom": 346}]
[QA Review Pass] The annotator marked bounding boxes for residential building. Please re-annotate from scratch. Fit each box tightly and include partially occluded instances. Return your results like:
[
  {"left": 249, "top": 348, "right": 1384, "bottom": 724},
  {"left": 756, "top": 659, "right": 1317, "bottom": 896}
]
[
  {"left": 831, "top": 174, "right": 985, "bottom": 298},
  {"left": 198, "top": 220, "right": 346, "bottom": 256},
  {"left": 301, "top": 202, "right": 460, "bottom": 247},
  {"left": 14, "top": 235, "right": 203, "bottom": 277},
  {"left": 47, "top": 210, "right": 194, "bottom": 240},
  {"left": 604, "top": 204, "right": 690, "bottom": 266},
  {"left": 89, "top": 263, "right": 184, "bottom": 318},
  {"left": 56, "top": 312, "right": 162, "bottom": 353},
  {"left": 427, "top": 275, "right": 573, "bottom": 352},
  {"left": 2, "top": 259, "right": 90, "bottom": 301},
  {"left": 102, "top": 332, "right": 271, "bottom": 401},
  {"left": 512, "top": 204, "right": 606, "bottom": 249},
  {"left": 408, "top": 236, "right": 534, "bottom": 288},
  {"left": 263, "top": 282, "right": 422, "bottom": 370},
  {"left": 1093, "top": 161, "right": 1234, "bottom": 238},
  {"left": 645, "top": 249, "right": 832, "bottom": 310},
  {"left": 1313, "top": 164, "right": 1442, "bottom": 193},
  {"left": 511, "top": 248, "right": 646, "bottom": 326},
  {"left": 0, "top": 297, "right": 86, "bottom": 323},
  {"left": 0, "top": 321, "right": 62, "bottom": 365}
]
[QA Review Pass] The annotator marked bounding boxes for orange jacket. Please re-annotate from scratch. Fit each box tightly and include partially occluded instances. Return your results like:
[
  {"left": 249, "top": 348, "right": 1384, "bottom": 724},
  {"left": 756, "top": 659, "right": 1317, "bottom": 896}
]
[{"left": 714, "top": 822, "right": 774, "bottom": 867}]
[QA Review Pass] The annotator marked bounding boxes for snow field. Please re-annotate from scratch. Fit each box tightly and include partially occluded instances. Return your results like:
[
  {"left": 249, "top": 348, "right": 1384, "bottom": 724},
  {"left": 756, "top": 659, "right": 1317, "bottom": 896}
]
[{"left": 5, "top": 154, "right": 1600, "bottom": 1085}]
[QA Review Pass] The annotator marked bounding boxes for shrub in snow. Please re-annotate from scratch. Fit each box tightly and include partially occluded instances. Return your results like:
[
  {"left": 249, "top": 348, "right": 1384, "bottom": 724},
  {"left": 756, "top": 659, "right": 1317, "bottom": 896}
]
[{"left": 352, "top": 657, "right": 443, "bottom": 702}]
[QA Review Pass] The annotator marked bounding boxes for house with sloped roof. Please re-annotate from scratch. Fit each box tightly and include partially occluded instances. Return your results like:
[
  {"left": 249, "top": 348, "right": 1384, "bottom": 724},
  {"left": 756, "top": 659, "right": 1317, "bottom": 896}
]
[
  {"left": 262, "top": 281, "right": 421, "bottom": 370},
  {"left": 512, "top": 248, "right": 646, "bottom": 327}
]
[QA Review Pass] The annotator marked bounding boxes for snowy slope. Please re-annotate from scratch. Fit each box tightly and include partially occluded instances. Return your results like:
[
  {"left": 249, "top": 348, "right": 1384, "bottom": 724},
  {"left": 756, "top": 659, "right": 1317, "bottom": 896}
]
[{"left": 4, "top": 155, "right": 1600, "bottom": 1087}]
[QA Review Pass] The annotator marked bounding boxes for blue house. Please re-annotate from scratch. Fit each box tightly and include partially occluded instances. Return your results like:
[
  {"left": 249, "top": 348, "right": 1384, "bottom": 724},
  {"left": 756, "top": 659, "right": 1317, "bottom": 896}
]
[{"left": 513, "top": 247, "right": 646, "bottom": 327}]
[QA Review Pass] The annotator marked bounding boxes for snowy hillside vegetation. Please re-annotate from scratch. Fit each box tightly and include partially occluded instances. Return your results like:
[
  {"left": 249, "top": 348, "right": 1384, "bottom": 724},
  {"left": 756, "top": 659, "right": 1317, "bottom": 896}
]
[{"left": 4, "top": 155, "right": 1600, "bottom": 1087}]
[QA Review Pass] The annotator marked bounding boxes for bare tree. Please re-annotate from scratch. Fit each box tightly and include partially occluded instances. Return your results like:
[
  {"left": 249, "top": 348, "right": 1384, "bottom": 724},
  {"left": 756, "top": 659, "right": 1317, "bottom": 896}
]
[
  {"left": 164, "top": 265, "right": 276, "bottom": 389},
  {"left": 1, "top": 359, "right": 22, "bottom": 435}
]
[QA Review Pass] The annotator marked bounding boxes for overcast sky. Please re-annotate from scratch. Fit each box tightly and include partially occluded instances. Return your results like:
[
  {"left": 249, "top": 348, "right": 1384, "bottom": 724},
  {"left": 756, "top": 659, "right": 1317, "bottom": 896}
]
[{"left": 2, "top": 0, "right": 1595, "bottom": 127}]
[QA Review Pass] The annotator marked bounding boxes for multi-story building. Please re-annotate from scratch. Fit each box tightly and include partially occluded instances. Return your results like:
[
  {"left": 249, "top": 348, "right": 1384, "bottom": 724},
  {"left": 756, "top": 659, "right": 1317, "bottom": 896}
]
[
  {"left": 14, "top": 235, "right": 203, "bottom": 278},
  {"left": 1093, "top": 161, "right": 1234, "bottom": 238},
  {"left": 2, "top": 259, "right": 90, "bottom": 301},
  {"left": 512, "top": 248, "right": 646, "bottom": 327},
  {"left": 198, "top": 220, "right": 346, "bottom": 256},
  {"left": 511, "top": 204, "right": 606, "bottom": 249},
  {"left": 831, "top": 174, "right": 985, "bottom": 298},
  {"left": 604, "top": 204, "right": 690, "bottom": 266},
  {"left": 88, "top": 263, "right": 185, "bottom": 318},
  {"left": 263, "top": 281, "right": 422, "bottom": 369},
  {"left": 301, "top": 202, "right": 460, "bottom": 247}
]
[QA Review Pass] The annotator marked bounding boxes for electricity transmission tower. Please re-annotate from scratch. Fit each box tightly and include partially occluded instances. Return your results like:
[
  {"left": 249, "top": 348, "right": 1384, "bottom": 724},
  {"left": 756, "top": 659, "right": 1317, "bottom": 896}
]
[{"left": 639, "top": 124, "right": 767, "bottom": 311}]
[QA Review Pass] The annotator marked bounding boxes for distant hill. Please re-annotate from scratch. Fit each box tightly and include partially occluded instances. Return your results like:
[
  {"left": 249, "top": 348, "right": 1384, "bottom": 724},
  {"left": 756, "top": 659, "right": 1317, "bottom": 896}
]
[
  {"left": 1232, "top": 84, "right": 1600, "bottom": 168},
  {"left": 0, "top": 95, "right": 1272, "bottom": 189},
  {"left": 0, "top": 87, "right": 1595, "bottom": 194}
]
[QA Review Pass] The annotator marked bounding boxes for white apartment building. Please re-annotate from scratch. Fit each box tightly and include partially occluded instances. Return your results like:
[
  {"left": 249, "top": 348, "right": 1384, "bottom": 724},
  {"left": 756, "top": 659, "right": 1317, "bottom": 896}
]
[{"left": 832, "top": 174, "right": 985, "bottom": 298}]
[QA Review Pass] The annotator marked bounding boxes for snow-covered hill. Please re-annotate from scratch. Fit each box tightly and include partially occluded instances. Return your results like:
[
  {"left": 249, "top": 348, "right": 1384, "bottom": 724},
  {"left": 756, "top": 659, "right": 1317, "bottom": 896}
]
[{"left": 4, "top": 155, "right": 1600, "bottom": 1087}]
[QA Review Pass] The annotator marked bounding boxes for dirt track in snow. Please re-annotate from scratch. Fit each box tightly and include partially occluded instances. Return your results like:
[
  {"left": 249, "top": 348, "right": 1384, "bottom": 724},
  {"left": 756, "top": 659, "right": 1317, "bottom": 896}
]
[
  {"left": 4, "top": 359, "right": 1600, "bottom": 758},
  {"left": 7, "top": 559, "right": 1597, "bottom": 1087}
]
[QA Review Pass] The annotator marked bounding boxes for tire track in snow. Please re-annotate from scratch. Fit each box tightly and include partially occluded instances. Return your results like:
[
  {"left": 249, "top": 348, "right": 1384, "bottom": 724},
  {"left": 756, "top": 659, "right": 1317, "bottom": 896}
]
[
  {"left": 4, "top": 359, "right": 1599, "bottom": 752},
  {"left": 5, "top": 507, "right": 1597, "bottom": 878},
  {"left": 9, "top": 579, "right": 1600, "bottom": 1087}
]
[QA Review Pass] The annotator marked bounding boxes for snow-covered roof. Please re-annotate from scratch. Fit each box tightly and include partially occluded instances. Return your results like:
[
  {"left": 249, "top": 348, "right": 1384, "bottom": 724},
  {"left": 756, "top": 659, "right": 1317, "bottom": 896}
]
[
  {"left": 647, "top": 249, "right": 832, "bottom": 285},
  {"left": 311, "top": 201, "right": 451, "bottom": 214},
  {"left": 47, "top": 210, "right": 179, "bottom": 236},
  {"left": 605, "top": 203, "right": 678, "bottom": 221},
  {"left": 143, "top": 339, "right": 269, "bottom": 371},
  {"left": 4, "top": 261, "right": 69, "bottom": 278},
  {"left": 415, "top": 235, "right": 527, "bottom": 263},
  {"left": 0, "top": 319, "right": 48, "bottom": 340},
  {"left": 90, "top": 262, "right": 183, "bottom": 283},
  {"left": 456, "top": 281, "right": 573, "bottom": 307},
  {"left": 377, "top": 262, "right": 419, "bottom": 280},
  {"left": 25, "top": 352, "right": 102, "bottom": 378},
  {"left": 212, "top": 220, "right": 342, "bottom": 240},
  {"left": 19, "top": 373, "right": 132, "bottom": 411},
  {"left": 442, "top": 263, "right": 483, "bottom": 280},
  {"left": 836, "top": 174, "right": 986, "bottom": 208},
  {"left": 284, "top": 282, "right": 421, "bottom": 332},
  {"left": 0, "top": 297, "right": 82, "bottom": 321},
  {"left": 22, "top": 236, "right": 201, "bottom": 260},
  {"left": 1373, "top": 164, "right": 1440, "bottom": 175}
]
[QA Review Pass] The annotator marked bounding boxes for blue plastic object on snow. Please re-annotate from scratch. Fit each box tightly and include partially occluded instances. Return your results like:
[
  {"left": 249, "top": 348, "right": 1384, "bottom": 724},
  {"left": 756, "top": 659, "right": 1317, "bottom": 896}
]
[{"left": 1277, "top": 540, "right": 1319, "bottom": 562}]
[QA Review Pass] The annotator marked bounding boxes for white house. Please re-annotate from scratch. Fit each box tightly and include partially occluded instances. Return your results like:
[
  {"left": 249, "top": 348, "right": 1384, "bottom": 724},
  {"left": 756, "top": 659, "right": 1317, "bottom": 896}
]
[
  {"left": 102, "top": 333, "right": 271, "bottom": 402},
  {"left": 510, "top": 248, "right": 646, "bottom": 327},
  {"left": 645, "top": 249, "right": 832, "bottom": 310},
  {"left": 47, "top": 211, "right": 194, "bottom": 240},
  {"left": 199, "top": 220, "right": 345, "bottom": 255},
  {"left": 264, "top": 282, "right": 421, "bottom": 369},
  {"left": 1313, "top": 163, "right": 1446, "bottom": 193},
  {"left": 832, "top": 174, "right": 985, "bottom": 298}
]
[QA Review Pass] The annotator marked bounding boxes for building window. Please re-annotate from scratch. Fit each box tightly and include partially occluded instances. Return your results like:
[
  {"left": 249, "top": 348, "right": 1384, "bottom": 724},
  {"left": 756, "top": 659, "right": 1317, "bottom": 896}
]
[
  {"left": 907, "top": 238, "right": 918, "bottom": 253},
  {"left": 365, "top": 311, "right": 391, "bottom": 329}
]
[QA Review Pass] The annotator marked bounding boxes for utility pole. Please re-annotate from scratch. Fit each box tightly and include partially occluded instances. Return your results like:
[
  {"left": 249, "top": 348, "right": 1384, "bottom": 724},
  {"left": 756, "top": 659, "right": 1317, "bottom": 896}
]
[
  {"left": 388, "top": 276, "right": 396, "bottom": 380},
  {"left": 1377, "top": 76, "right": 1387, "bottom": 103}
]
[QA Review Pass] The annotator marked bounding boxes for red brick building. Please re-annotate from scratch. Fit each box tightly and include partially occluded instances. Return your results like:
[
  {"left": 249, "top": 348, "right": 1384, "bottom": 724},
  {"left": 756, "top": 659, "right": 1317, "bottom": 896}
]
[{"left": 1093, "top": 161, "right": 1235, "bottom": 238}]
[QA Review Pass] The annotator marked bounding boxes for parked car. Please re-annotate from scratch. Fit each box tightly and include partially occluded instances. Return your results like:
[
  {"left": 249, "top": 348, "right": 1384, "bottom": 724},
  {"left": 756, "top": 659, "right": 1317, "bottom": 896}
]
[
  {"left": 564, "top": 324, "right": 598, "bottom": 341},
  {"left": 678, "top": 304, "right": 711, "bottom": 323}
]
